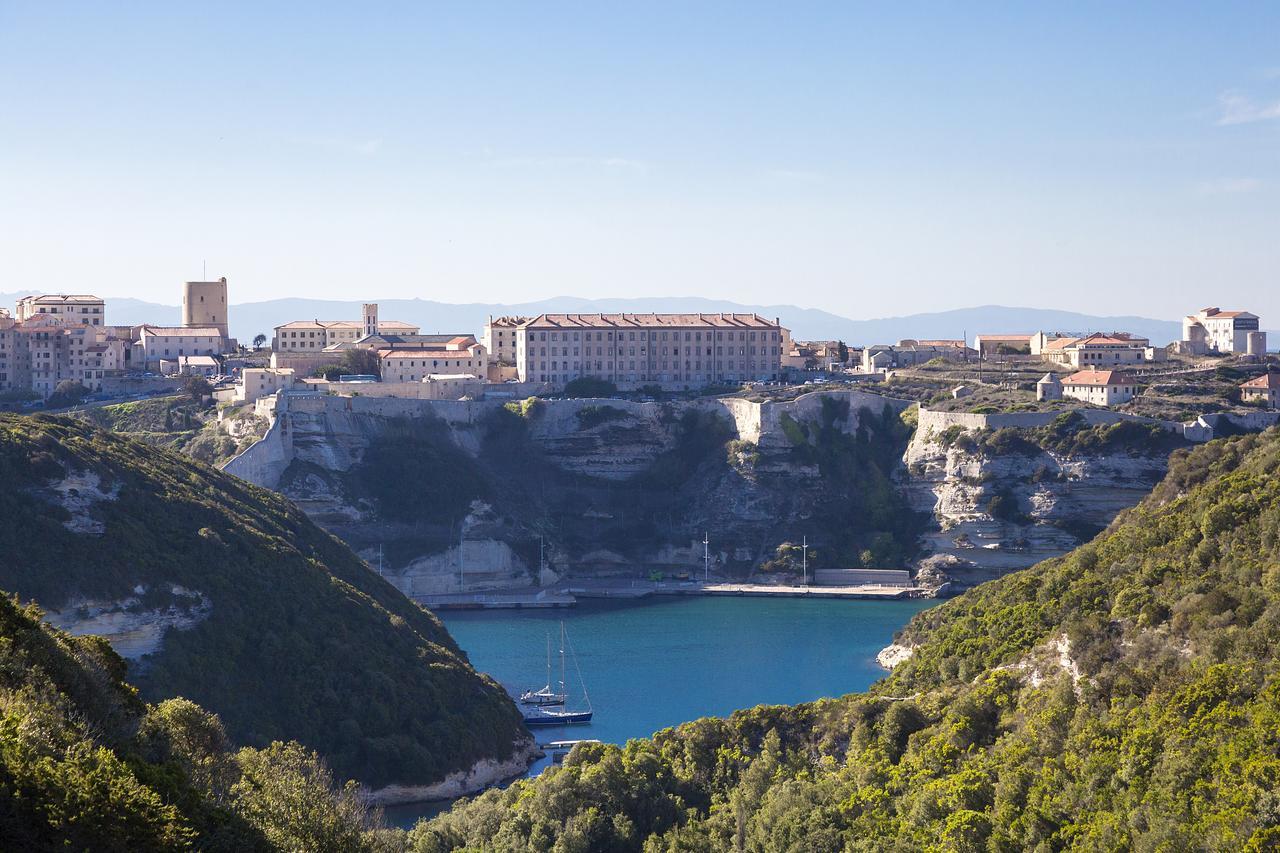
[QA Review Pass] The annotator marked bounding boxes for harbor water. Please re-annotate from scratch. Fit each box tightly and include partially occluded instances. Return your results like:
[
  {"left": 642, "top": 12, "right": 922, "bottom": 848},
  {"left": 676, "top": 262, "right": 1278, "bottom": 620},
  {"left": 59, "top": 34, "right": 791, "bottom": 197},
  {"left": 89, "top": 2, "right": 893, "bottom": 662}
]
[{"left": 383, "top": 594, "right": 935, "bottom": 828}]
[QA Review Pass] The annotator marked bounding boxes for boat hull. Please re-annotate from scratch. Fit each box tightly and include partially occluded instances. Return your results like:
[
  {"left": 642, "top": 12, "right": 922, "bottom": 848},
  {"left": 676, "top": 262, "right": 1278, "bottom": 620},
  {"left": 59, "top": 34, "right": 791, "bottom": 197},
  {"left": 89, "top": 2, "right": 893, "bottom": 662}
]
[{"left": 523, "top": 710, "right": 593, "bottom": 727}]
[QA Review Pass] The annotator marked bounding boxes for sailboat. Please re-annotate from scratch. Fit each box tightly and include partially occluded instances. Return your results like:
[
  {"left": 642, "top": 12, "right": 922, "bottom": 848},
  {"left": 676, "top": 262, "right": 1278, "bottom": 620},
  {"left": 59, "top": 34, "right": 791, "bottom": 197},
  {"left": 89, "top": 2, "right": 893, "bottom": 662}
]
[
  {"left": 522, "top": 623, "right": 593, "bottom": 727},
  {"left": 520, "top": 633, "right": 567, "bottom": 706}
]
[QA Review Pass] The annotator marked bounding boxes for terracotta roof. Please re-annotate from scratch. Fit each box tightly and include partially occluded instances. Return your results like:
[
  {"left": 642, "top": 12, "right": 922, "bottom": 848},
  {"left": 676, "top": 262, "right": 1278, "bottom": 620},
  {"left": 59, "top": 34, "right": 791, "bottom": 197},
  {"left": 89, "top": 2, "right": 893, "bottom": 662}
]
[
  {"left": 914, "top": 339, "right": 966, "bottom": 348},
  {"left": 1063, "top": 369, "right": 1137, "bottom": 387},
  {"left": 18, "top": 294, "right": 103, "bottom": 304},
  {"left": 379, "top": 349, "right": 480, "bottom": 360},
  {"left": 487, "top": 316, "right": 529, "bottom": 327},
  {"left": 140, "top": 326, "right": 222, "bottom": 336},
  {"left": 519, "top": 313, "right": 779, "bottom": 329},
  {"left": 1241, "top": 373, "right": 1280, "bottom": 390},
  {"left": 1199, "top": 308, "right": 1256, "bottom": 319},
  {"left": 276, "top": 319, "right": 417, "bottom": 330}
]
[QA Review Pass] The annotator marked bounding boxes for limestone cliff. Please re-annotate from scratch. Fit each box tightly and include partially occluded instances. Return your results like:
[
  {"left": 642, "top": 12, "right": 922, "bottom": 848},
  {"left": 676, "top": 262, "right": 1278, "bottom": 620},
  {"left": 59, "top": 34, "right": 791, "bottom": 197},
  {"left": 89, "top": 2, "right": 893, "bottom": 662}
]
[
  {"left": 903, "top": 413, "right": 1183, "bottom": 589},
  {"left": 239, "top": 390, "right": 919, "bottom": 597}
]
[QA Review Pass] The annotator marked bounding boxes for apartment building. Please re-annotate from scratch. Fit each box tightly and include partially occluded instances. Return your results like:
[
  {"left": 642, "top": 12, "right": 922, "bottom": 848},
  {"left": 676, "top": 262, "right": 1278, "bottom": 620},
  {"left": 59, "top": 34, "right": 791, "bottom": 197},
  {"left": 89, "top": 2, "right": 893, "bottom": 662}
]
[
  {"left": 514, "top": 313, "right": 785, "bottom": 389},
  {"left": 15, "top": 294, "right": 106, "bottom": 326},
  {"left": 482, "top": 316, "right": 528, "bottom": 366},
  {"left": 1062, "top": 369, "right": 1139, "bottom": 406}
]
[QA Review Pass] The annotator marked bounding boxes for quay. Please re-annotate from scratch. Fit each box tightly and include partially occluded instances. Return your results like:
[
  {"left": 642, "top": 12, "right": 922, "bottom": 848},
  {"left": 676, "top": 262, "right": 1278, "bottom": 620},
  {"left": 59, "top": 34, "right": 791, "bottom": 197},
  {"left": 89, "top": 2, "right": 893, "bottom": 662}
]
[{"left": 418, "top": 579, "right": 927, "bottom": 610}]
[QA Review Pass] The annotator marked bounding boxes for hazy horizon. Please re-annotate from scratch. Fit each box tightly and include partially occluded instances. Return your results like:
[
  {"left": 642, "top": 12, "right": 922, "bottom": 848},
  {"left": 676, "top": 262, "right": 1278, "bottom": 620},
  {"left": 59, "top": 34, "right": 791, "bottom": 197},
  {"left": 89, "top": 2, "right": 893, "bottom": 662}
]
[{"left": 2, "top": 4, "right": 1277, "bottom": 322}]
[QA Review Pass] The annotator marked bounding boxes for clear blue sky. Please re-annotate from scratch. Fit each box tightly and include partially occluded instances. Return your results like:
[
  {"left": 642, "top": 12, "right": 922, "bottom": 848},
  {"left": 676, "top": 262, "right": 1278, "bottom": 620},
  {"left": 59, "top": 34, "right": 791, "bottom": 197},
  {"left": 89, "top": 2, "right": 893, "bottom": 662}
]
[{"left": 1, "top": 2, "right": 1277, "bottom": 322}]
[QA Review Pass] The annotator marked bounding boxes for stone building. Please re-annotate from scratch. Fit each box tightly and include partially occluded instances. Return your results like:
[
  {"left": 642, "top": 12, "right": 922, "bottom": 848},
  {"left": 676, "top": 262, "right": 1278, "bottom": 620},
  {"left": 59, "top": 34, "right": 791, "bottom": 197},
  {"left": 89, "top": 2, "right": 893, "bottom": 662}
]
[
  {"left": 15, "top": 294, "right": 105, "bottom": 326},
  {"left": 1182, "top": 307, "right": 1264, "bottom": 355},
  {"left": 1240, "top": 373, "right": 1280, "bottom": 409},
  {"left": 514, "top": 313, "right": 785, "bottom": 389},
  {"left": 379, "top": 343, "right": 488, "bottom": 383},
  {"left": 1062, "top": 369, "right": 1139, "bottom": 407},
  {"left": 1036, "top": 372, "right": 1063, "bottom": 402},
  {"left": 482, "top": 316, "right": 528, "bottom": 366}
]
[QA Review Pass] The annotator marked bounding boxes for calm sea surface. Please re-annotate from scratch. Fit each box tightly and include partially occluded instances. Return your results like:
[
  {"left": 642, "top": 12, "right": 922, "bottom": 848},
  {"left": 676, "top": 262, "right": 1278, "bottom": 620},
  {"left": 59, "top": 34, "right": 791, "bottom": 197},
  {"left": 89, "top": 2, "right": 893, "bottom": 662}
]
[{"left": 383, "top": 595, "right": 935, "bottom": 827}]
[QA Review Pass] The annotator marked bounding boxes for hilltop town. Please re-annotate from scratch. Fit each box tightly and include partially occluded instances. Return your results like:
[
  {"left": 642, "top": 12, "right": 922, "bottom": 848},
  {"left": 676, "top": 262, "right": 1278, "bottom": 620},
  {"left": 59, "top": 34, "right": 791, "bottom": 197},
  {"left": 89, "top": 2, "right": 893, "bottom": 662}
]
[{"left": 3, "top": 279, "right": 1276, "bottom": 427}]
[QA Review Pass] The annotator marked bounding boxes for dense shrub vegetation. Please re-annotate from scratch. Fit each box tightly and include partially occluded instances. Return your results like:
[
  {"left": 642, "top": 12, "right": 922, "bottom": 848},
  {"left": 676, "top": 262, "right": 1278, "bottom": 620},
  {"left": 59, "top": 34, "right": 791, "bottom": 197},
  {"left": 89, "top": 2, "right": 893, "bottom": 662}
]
[
  {"left": 0, "top": 593, "right": 412, "bottom": 851},
  {"left": 75, "top": 395, "right": 261, "bottom": 466},
  {"left": 0, "top": 414, "right": 525, "bottom": 791},
  {"left": 417, "top": 428, "right": 1280, "bottom": 850}
]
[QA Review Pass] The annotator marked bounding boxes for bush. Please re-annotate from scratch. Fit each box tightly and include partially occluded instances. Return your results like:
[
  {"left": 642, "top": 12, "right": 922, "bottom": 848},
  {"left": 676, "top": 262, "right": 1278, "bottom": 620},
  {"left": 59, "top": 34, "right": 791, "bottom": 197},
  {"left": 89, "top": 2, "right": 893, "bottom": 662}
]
[
  {"left": 563, "top": 377, "right": 618, "bottom": 398},
  {"left": 46, "top": 380, "right": 88, "bottom": 408}
]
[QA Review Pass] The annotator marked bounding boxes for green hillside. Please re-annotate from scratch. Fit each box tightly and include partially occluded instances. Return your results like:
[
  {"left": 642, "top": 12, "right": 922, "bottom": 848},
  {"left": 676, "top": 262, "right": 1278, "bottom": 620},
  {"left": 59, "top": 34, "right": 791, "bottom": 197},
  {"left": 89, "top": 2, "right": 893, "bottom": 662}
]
[
  {"left": 416, "top": 428, "right": 1280, "bottom": 850},
  {"left": 0, "top": 414, "right": 526, "bottom": 792},
  {"left": 0, "top": 592, "right": 413, "bottom": 851}
]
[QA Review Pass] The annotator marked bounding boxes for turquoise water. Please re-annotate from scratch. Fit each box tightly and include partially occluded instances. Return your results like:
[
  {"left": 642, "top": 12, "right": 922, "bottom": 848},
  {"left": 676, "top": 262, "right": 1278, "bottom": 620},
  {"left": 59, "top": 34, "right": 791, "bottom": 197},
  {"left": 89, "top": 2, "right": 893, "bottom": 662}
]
[{"left": 383, "top": 595, "right": 933, "bottom": 828}]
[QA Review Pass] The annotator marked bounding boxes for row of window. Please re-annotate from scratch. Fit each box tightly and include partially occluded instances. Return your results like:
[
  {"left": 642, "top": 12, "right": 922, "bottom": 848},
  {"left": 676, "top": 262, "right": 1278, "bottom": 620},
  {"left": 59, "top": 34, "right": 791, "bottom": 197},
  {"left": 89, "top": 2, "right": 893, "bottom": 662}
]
[{"left": 524, "top": 329, "right": 779, "bottom": 342}]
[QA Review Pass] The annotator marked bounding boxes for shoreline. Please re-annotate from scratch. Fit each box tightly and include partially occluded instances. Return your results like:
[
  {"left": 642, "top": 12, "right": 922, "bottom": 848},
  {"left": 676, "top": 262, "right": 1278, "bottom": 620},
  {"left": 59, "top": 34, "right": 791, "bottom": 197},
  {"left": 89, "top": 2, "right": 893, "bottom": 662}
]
[{"left": 420, "top": 578, "right": 931, "bottom": 611}]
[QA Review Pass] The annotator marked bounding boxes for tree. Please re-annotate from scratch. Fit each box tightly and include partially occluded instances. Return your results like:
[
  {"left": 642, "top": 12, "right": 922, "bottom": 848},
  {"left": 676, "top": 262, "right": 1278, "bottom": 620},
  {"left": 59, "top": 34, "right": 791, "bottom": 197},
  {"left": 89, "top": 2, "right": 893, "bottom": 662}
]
[
  {"left": 341, "top": 348, "right": 381, "bottom": 378},
  {"left": 564, "top": 376, "right": 617, "bottom": 398},
  {"left": 836, "top": 340, "right": 849, "bottom": 364},
  {"left": 182, "top": 374, "right": 213, "bottom": 399},
  {"left": 46, "top": 380, "right": 88, "bottom": 408},
  {"left": 252, "top": 334, "right": 267, "bottom": 349}
]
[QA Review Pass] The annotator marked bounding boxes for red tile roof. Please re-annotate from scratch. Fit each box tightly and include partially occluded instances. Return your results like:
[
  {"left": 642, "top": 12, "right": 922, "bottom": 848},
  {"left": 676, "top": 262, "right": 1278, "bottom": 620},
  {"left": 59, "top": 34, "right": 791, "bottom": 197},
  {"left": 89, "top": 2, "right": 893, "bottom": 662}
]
[
  {"left": 1063, "top": 369, "right": 1137, "bottom": 387},
  {"left": 520, "top": 313, "right": 779, "bottom": 329},
  {"left": 1241, "top": 373, "right": 1280, "bottom": 390},
  {"left": 379, "top": 349, "right": 480, "bottom": 360}
]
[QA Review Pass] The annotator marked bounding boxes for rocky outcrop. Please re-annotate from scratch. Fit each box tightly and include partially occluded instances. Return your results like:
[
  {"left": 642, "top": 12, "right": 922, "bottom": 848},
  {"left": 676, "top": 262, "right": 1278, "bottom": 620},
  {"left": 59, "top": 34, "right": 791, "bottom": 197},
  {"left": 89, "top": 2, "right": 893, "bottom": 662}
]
[
  {"left": 233, "top": 390, "right": 915, "bottom": 588},
  {"left": 42, "top": 584, "right": 212, "bottom": 660},
  {"left": 365, "top": 738, "right": 541, "bottom": 805},
  {"left": 903, "top": 425, "right": 1172, "bottom": 588}
]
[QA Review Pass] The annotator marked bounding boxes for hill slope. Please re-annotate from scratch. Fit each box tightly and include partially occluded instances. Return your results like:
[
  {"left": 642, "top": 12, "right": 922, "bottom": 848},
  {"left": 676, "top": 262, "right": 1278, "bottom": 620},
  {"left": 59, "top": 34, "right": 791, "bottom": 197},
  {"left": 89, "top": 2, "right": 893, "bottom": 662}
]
[
  {"left": 417, "top": 428, "right": 1280, "bottom": 850},
  {"left": 0, "top": 414, "right": 528, "bottom": 794}
]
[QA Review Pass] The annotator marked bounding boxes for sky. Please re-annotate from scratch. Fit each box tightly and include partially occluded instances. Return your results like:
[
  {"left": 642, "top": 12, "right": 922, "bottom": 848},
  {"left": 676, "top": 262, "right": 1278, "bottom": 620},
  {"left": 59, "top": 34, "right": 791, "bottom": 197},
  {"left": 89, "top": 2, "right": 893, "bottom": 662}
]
[{"left": 1, "top": 2, "right": 1277, "bottom": 322}]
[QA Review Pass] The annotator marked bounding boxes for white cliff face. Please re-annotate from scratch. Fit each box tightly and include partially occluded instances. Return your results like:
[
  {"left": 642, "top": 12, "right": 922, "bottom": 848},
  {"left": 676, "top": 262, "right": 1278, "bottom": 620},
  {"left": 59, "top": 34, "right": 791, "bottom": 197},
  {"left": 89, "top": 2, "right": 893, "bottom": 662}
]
[
  {"left": 364, "top": 738, "right": 541, "bottom": 805},
  {"left": 903, "top": 428, "right": 1169, "bottom": 583},
  {"left": 45, "top": 469, "right": 120, "bottom": 535},
  {"left": 43, "top": 585, "right": 212, "bottom": 660}
]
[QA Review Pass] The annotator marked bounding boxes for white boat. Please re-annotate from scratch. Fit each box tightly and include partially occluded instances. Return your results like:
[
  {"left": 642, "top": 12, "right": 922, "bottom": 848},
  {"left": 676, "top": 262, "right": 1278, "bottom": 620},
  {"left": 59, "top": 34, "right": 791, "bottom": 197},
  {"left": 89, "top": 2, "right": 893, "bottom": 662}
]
[
  {"left": 520, "top": 633, "right": 567, "bottom": 706},
  {"left": 522, "top": 623, "right": 593, "bottom": 727}
]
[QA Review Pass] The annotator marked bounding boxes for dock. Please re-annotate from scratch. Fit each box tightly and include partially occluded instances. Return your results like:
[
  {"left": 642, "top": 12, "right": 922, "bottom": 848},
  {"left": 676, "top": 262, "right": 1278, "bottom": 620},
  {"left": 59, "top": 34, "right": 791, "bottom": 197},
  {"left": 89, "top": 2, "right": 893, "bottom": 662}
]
[
  {"left": 418, "top": 579, "right": 925, "bottom": 610},
  {"left": 418, "top": 589, "right": 577, "bottom": 610}
]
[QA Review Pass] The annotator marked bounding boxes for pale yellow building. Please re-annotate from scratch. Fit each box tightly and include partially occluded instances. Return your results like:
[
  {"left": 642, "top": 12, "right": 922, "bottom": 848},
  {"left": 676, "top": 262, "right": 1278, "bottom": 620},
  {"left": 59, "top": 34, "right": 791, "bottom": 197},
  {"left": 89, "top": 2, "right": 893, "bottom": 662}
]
[{"left": 379, "top": 344, "right": 488, "bottom": 382}]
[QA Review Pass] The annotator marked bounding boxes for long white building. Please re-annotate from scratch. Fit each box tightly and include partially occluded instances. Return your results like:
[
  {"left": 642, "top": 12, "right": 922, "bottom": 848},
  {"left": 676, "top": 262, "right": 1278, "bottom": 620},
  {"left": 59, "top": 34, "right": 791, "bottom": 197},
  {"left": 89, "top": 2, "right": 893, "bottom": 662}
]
[{"left": 514, "top": 313, "right": 785, "bottom": 389}]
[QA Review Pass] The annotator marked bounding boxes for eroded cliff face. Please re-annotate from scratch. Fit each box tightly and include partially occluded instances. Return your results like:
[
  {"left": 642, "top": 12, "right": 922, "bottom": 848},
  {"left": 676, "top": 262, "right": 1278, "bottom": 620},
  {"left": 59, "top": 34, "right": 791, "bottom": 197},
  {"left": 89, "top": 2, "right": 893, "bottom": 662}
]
[
  {"left": 903, "top": 427, "right": 1172, "bottom": 589},
  {"left": 264, "top": 391, "right": 916, "bottom": 597}
]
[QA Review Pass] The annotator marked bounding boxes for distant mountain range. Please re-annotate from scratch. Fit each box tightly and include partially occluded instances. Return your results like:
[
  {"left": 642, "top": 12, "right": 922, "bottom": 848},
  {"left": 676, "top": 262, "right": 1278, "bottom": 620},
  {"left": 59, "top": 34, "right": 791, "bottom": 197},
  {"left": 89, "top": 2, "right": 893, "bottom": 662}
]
[{"left": 0, "top": 292, "right": 1197, "bottom": 346}]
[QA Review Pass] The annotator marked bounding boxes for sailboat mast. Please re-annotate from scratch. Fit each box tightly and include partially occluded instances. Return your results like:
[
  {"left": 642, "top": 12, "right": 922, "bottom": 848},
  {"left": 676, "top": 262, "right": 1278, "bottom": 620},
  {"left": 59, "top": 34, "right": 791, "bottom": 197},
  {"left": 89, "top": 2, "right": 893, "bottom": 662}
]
[
  {"left": 545, "top": 633, "right": 552, "bottom": 688},
  {"left": 559, "top": 622, "right": 566, "bottom": 693}
]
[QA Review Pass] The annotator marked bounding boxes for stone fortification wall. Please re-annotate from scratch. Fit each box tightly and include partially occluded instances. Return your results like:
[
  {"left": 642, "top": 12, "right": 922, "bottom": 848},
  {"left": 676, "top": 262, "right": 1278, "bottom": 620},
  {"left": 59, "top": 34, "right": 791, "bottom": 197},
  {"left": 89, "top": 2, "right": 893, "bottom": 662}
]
[{"left": 916, "top": 406, "right": 1191, "bottom": 439}]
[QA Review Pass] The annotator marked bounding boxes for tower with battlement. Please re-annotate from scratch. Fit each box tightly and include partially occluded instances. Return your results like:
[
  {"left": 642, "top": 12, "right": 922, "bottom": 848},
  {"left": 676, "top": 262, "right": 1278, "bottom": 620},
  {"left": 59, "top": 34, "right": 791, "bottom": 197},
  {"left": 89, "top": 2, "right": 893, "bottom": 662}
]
[{"left": 182, "top": 277, "right": 229, "bottom": 337}]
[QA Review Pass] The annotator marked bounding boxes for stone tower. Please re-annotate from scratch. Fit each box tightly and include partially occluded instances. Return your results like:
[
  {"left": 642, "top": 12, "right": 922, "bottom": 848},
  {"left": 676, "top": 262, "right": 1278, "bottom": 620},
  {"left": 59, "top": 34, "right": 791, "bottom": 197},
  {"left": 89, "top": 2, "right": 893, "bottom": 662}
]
[
  {"left": 182, "top": 277, "right": 229, "bottom": 337},
  {"left": 362, "top": 303, "right": 379, "bottom": 337}
]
